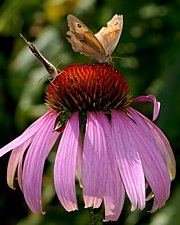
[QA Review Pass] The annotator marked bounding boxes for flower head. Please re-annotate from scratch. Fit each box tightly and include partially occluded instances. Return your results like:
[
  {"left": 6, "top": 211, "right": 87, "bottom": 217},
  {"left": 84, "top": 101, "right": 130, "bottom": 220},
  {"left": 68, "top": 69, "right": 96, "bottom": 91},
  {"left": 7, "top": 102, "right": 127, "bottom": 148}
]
[{"left": 0, "top": 62, "right": 175, "bottom": 221}]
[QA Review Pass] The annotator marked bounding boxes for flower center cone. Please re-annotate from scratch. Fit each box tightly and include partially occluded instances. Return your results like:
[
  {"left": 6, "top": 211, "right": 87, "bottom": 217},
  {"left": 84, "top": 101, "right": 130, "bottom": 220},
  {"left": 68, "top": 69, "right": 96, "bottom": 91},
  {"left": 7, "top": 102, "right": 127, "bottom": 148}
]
[{"left": 46, "top": 63, "right": 131, "bottom": 112}]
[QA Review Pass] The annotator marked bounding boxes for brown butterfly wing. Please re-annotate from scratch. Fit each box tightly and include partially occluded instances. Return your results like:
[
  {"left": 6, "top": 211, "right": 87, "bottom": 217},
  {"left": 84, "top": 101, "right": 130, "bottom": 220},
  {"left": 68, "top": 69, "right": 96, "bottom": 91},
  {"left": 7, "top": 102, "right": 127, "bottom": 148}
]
[
  {"left": 67, "top": 14, "right": 107, "bottom": 62},
  {"left": 95, "top": 14, "right": 123, "bottom": 54}
]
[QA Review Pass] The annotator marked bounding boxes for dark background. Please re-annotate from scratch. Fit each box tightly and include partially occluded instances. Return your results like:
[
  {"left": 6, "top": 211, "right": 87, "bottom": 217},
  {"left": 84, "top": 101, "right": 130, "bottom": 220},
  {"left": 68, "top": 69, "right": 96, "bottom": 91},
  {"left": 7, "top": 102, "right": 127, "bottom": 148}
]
[{"left": 0, "top": 0, "right": 179, "bottom": 224}]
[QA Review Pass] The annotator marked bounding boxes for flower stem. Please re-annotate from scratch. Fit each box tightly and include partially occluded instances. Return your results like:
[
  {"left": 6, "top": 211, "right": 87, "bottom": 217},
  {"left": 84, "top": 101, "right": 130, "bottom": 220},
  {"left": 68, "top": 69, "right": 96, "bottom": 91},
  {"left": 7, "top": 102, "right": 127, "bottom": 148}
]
[{"left": 88, "top": 207, "right": 104, "bottom": 225}]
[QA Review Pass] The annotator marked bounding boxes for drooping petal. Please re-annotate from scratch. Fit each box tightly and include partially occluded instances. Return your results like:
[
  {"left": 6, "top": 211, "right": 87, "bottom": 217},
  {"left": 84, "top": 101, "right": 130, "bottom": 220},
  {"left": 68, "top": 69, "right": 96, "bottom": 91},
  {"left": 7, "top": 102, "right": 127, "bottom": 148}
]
[
  {"left": 7, "top": 138, "right": 32, "bottom": 189},
  {"left": 22, "top": 112, "right": 58, "bottom": 214},
  {"left": 0, "top": 110, "right": 57, "bottom": 157},
  {"left": 18, "top": 131, "right": 60, "bottom": 192},
  {"left": 17, "top": 139, "right": 34, "bottom": 190},
  {"left": 82, "top": 111, "right": 108, "bottom": 208},
  {"left": 97, "top": 113, "right": 125, "bottom": 221},
  {"left": 54, "top": 112, "right": 80, "bottom": 211},
  {"left": 104, "top": 163, "right": 125, "bottom": 221},
  {"left": 7, "top": 146, "right": 23, "bottom": 189},
  {"left": 127, "top": 108, "right": 171, "bottom": 211},
  {"left": 134, "top": 110, "right": 176, "bottom": 180},
  {"left": 132, "top": 95, "right": 160, "bottom": 121},
  {"left": 75, "top": 134, "right": 83, "bottom": 188},
  {"left": 111, "top": 109, "right": 146, "bottom": 211}
]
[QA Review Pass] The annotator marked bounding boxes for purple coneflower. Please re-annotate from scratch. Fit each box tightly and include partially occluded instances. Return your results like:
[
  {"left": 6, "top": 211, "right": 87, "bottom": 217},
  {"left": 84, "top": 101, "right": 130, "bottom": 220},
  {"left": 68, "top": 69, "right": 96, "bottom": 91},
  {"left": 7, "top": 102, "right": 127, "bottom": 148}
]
[{"left": 0, "top": 62, "right": 175, "bottom": 221}]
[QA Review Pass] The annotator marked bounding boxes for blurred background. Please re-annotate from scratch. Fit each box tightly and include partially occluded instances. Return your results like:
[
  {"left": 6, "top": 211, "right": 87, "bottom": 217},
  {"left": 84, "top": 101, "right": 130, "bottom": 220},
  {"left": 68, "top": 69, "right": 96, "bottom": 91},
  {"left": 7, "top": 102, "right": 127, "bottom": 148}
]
[{"left": 0, "top": 0, "right": 179, "bottom": 224}]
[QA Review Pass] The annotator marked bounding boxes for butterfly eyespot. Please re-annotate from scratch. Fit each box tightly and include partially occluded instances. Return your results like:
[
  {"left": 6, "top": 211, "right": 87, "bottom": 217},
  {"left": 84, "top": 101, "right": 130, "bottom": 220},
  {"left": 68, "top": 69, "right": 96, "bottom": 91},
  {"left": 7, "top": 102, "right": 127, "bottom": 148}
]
[
  {"left": 114, "top": 21, "right": 119, "bottom": 26},
  {"left": 77, "top": 23, "right": 82, "bottom": 28}
]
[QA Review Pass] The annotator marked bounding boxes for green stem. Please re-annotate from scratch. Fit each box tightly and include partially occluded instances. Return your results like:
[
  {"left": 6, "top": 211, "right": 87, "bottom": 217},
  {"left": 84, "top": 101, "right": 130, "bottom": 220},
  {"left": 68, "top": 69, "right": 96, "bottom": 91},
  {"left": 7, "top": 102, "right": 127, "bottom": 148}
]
[{"left": 88, "top": 207, "right": 104, "bottom": 225}]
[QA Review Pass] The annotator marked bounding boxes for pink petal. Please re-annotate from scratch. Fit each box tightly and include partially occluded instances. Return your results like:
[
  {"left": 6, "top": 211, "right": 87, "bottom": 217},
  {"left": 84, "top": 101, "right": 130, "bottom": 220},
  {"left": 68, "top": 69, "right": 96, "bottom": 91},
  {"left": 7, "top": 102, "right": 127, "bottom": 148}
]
[
  {"left": 134, "top": 110, "right": 176, "bottom": 180},
  {"left": 54, "top": 112, "right": 80, "bottom": 211},
  {"left": 16, "top": 120, "right": 60, "bottom": 191},
  {"left": 7, "top": 146, "right": 23, "bottom": 189},
  {"left": 104, "top": 163, "right": 125, "bottom": 221},
  {"left": 98, "top": 113, "right": 125, "bottom": 221},
  {"left": 0, "top": 110, "right": 57, "bottom": 157},
  {"left": 75, "top": 135, "right": 83, "bottom": 187},
  {"left": 18, "top": 131, "right": 60, "bottom": 191},
  {"left": 111, "top": 110, "right": 146, "bottom": 211},
  {"left": 91, "top": 112, "right": 125, "bottom": 220},
  {"left": 127, "top": 108, "right": 171, "bottom": 211},
  {"left": 17, "top": 139, "right": 33, "bottom": 190},
  {"left": 132, "top": 95, "right": 160, "bottom": 121},
  {"left": 22, "top": 112, "right": 58, "bottom": 214},
  {"left": 82, "top": 112, "right": 109, "bottom": 208},
  {"left": 7, "top": 138, "right": 32, "bottom": 189}
]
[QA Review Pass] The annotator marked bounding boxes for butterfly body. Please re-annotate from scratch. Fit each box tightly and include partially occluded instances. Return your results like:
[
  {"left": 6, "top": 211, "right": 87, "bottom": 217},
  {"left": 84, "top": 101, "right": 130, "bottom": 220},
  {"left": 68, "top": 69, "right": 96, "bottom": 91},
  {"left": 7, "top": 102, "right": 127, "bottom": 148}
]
[{"left": 67, "top": 14, "right": 123, "bottom": 63}]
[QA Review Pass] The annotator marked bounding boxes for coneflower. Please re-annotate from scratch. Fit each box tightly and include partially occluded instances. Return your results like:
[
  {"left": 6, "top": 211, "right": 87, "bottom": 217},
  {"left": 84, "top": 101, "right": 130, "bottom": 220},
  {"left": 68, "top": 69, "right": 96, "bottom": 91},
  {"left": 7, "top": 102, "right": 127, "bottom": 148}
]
[{"left": 0, "top": 15, "right": 175, "bottom": 223}]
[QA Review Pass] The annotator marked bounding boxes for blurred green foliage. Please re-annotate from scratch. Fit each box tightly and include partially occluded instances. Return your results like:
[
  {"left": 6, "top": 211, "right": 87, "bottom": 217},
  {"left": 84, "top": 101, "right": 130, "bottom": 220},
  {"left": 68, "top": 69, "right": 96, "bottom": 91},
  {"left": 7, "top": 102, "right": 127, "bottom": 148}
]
[{"left": 0, "top": 0, "right": 179, "bottom": 224}]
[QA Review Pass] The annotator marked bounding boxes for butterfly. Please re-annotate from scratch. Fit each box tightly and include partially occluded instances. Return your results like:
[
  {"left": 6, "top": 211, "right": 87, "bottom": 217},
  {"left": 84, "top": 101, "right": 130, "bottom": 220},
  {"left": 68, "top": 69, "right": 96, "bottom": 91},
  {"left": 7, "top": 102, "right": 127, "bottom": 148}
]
[{"left": 67, "top": 14, "right": 123, "bottom": 63}]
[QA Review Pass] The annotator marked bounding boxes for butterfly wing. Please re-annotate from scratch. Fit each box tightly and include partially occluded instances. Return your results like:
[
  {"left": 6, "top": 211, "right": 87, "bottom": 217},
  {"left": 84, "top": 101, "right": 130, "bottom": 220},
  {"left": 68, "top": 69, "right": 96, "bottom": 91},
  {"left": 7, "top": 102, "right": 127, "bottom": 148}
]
[
  {"left": 95, "top": 14, "right": 123, "bottom": 55},
  {"left": 67, "top": 14, "right": 107, "bottom": 62}
]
